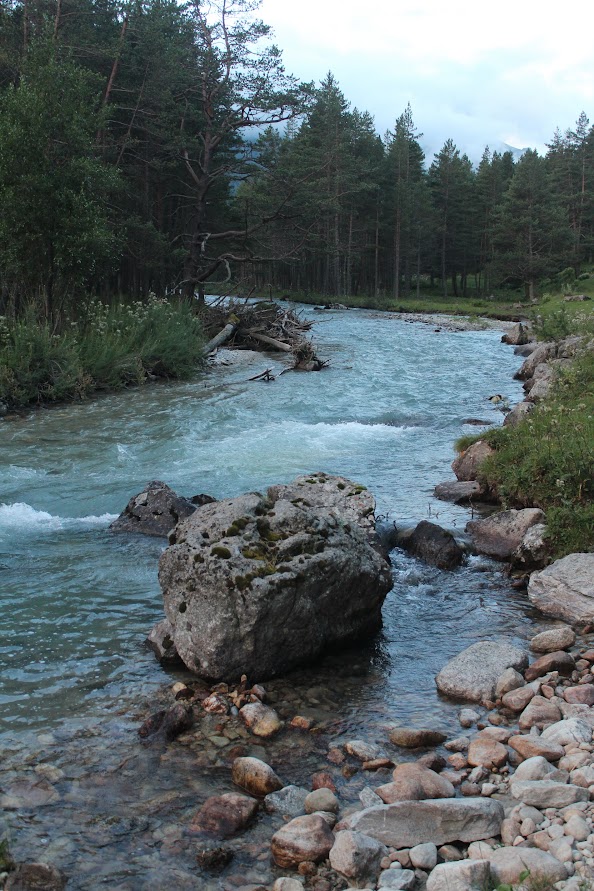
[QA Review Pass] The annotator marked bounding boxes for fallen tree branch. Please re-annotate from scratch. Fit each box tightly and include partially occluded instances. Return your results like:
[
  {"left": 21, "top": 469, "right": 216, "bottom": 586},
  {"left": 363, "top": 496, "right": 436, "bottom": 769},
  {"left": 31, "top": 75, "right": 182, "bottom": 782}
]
[
  {"left": 248, "top": 331, "right": 293, "bottom": 353},
  {"left": 203, "top": 317, "right": 239, "bottom": 354}
]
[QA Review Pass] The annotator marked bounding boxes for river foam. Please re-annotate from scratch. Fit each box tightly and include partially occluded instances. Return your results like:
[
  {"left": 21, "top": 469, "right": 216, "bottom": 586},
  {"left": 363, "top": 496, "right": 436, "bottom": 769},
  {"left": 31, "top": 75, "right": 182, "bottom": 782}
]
[{"left": 0, "top": 502, "right": 117, "bottom": 537}]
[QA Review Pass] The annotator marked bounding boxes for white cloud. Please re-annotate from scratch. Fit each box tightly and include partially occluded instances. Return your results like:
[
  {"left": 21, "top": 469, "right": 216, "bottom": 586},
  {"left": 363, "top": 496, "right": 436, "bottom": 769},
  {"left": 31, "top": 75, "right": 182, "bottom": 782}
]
[{"left": 259, "top": 0, "right": 594, "bottom": 161}]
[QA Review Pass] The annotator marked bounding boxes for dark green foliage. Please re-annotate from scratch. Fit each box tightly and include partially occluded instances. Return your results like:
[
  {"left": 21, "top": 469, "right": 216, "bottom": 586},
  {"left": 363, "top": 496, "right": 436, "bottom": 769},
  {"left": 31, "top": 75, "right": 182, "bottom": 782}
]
[
  {"left": 491, "top": 150, "right": 573, "bottom": 300},
  {"left": 0, "top": 0, "right": 594, "bottom": 315},
  {"left": 0, "top": 45, "right": 120, "bottom": 317}
]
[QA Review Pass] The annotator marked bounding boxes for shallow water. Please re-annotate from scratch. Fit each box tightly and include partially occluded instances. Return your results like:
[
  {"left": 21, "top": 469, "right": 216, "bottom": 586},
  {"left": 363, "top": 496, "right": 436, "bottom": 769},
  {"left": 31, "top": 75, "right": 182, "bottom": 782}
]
[{"left": 0, "top": 308, "right": 541, "bottom": 887}]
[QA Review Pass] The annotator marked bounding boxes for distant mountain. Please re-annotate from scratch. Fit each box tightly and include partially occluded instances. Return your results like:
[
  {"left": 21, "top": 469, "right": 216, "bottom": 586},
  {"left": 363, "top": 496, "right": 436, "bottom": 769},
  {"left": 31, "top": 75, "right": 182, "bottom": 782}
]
[{"left": 490, "top": 141, "right": 528, "bottom": 160}]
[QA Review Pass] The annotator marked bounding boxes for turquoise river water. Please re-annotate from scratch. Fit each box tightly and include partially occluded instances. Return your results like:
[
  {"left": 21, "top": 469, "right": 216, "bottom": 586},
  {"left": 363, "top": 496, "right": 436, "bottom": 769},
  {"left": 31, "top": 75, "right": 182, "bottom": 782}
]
[{"left": 0, "top": 308, "right": 546, "bottom": 889}]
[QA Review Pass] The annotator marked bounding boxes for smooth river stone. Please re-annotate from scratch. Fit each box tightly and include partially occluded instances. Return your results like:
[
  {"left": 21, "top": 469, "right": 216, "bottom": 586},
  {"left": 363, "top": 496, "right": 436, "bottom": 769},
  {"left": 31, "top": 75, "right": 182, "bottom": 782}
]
[
  {"left": 508, "top": 735, "right": 564, "bottom": 762},
  {"left": 271, "top": 814, "right": 334, "bottom": 868},
  {"left": 510, "top": 779, "right": 588, "bottom": 808},
  {"left": 436, "top": 641, "right": 528, "bottom": 702},
  {"left": 231, "top": 756, "right": 283, "bottom": 797},
  {"left": 525, "top": 651, "right": 575, "bottom": 682},
  {"left": 389, "top": 727, "right": 447, "bottom": 748},
  {"left": 530, "top": 625, "right": 576, "bottom": 653},
  {"left": 348, "top": 798, "right": 504, "bottom": 848}
]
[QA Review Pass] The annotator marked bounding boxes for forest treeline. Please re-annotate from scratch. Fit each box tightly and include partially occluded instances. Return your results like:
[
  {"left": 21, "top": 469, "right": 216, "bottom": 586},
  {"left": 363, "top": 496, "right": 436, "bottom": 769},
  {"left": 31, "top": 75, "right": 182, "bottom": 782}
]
[{"left": 1, "top": 0, "right": 593, "bottom": 322}]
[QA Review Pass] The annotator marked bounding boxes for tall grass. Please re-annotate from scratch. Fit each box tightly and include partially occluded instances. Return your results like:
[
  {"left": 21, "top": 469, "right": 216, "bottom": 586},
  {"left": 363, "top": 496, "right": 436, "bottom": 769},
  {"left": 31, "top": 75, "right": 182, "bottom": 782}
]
[
  {"left": 474, "top": 346, "right": 594, "bottom": 558},
  {"left": 0, "top": 296, "right": 205, "bottom": 409}
]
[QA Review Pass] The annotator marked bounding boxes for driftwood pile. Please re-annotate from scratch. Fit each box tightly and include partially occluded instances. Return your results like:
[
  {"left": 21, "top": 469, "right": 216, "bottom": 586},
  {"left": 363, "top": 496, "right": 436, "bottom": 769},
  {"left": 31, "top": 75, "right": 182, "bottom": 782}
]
[{"left": 200, "top": 299, "right": 328, "bottom": 372}]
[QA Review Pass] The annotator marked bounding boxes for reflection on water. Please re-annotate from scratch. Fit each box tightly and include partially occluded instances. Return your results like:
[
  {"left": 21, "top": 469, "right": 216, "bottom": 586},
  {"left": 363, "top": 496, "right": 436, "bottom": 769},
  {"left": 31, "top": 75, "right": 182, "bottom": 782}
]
[{"left": 0, "top": 308, "right": 536, "bottom": 886}]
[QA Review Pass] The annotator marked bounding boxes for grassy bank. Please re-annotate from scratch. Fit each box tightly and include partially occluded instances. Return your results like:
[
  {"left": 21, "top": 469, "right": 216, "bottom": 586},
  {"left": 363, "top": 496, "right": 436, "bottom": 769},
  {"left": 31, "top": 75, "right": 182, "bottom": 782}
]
[
  {"left": 456, "top": 309, "right": 594, "bottom": 559},
  {"left": 213, "top": 284, "right": 532, "bottom": 320},
  {"left": 0, "top": 296, "right": 205, "bottom": 410}
]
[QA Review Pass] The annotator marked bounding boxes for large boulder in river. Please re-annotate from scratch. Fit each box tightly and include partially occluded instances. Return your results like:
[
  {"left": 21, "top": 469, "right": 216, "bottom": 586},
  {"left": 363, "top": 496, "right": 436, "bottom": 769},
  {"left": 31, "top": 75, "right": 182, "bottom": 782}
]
[
  {"left": 110, "top": 480, "right": 206, "bottom": 537},
  {"left": 466, "top": 508, "right": 545, "bottom": 560},
  {"left": 400, "top": 520, "right": 464, "bottom": 569},
  {"left": 157, "top": 474, "right": 393, "bottom": 681},
  {"left": 436, "top": 641, "right": 528, "bottom": 702},
  {"left": 502, "top": 322, "right": 532, "bottom": 346},
  {"left": 528, "top": 554, "right": 594, "bottom": 625}
]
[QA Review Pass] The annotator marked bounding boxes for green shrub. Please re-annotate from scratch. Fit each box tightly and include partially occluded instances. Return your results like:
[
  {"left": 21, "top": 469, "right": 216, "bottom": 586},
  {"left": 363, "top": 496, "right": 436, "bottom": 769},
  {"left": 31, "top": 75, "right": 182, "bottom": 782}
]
[
  {"left": 0, "top": 309, "right": 87, "bottom": 405},
  {"left": 477, "top": 350, "right": 594, "bottom": 558},
  {"left": 0, "top": 296, "right": 204, "bottom": 408}
]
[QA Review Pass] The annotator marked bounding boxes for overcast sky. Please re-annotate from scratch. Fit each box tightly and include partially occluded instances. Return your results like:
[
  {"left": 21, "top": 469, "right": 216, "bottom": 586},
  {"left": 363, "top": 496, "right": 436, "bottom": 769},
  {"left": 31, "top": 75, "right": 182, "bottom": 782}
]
[{"left": 259, "top": 0, "right": 594, "bottom": 164}]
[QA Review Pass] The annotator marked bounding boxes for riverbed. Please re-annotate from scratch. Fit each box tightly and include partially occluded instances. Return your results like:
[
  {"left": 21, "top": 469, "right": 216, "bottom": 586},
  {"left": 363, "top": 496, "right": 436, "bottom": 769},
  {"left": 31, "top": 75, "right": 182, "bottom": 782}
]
[{"left": 0, "top": 308, "right": 542, "bottom": 888}]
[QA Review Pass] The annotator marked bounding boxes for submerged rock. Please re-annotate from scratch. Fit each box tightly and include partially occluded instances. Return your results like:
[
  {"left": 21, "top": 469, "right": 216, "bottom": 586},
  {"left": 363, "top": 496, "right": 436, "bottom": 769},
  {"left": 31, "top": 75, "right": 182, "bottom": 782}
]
[
  {"left": 4, "top": 863, "right": 66, "bottom": 891},
  {"left": 157, "top": 474, "right": 392, "bottom": 681},
  {"left": 231, "top": 757, "right": 283, "bottom": 797},
  {"left": 189, "top": 792, "right": 258, "bottom": 838},
  {"left": 271, "top": 814, "right": 334, "bottom": 868},
  {"left": 109, "top": 480, "right": 201, "bottom": 537},
  {"left": 389, "top": 727, "right": 447, "bottom": 749}
]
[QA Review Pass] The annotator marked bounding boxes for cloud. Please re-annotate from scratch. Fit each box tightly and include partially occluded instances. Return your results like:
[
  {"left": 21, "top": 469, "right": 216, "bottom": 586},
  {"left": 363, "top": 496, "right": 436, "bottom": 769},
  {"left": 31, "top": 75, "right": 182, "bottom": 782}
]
[{"left": 260, "top": 0, "right": 593, "bottom": 162}]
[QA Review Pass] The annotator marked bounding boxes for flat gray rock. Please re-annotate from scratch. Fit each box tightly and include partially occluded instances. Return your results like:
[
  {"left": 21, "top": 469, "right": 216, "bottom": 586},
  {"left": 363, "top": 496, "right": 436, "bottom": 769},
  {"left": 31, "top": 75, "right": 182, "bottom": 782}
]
[
  {"left": 433, "top": 481, "right": 484, "bottom": 504},
  {"left": 528, "top": 554, "right": 594, "bottom": 624},
  {"left": 436, "top": 641, "right": 528, "bottom": 702},
  {"left": 487, "top": 846, "right": 568, "bottom": 885},
  {"left": 426, "top": 859, "right": 490, "bottom": 891},
  {"left": 348, "top": 798, "right": 504, "bottom": 848},
  {"left": 466, "top": 508, "right": 545, "bottom": 560},
  {"left": 510, "top": 779, "right": 588, "bottom": 808}
]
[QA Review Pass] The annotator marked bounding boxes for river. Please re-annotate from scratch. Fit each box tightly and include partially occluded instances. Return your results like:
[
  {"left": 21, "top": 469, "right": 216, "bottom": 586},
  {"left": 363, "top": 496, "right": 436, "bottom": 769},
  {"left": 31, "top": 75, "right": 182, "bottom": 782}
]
[{"left": 0, "top": 307, "right": 540, "bottom": 888}]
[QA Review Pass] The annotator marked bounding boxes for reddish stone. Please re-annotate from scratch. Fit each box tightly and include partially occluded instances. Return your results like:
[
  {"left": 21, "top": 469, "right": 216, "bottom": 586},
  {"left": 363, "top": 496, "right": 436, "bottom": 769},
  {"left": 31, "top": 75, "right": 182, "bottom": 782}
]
[
  {"left": 502, "top": 686, "right": 534, "bottom": 712},
  {"left": 189, "top": 792, "right": 258, "bottom": 838},
  {"left": 525, "top": 652, "right": 575, "bottom": 682},
  {"left": 363, "top": 758, "right": 394, "bottom": 770},
  {"left": 312, "top": 771, "right": 337, "bottom": 793},
  {"left": 327, "top": 747, "right": 345, "bottom": 765},
  {"left": 508, "top": 735, "right": 564, "bottom": 762},
  {"left": 467, "top": 737, "right": 508, "bottom": 769},
  {"left": 271, "top": 815, "right": 334, "bottom": 868},
  {"left": 447, "top": 753, "right": 468, "bottom": 771},
  {"left": 564, "top": 684, "right": 594, "bottom": 705}
]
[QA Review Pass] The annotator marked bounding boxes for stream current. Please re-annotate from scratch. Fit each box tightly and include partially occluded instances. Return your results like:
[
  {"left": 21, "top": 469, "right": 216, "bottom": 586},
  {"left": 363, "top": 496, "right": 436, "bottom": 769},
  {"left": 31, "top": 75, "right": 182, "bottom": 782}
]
[{"left": 0, "top": 308, "right": 544, "bottom": 888}]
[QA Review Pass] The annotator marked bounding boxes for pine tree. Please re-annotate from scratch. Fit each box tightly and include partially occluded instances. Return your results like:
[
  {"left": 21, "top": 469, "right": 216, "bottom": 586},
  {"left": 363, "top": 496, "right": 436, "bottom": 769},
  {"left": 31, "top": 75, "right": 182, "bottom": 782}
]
[{"left": 492, "top": 149, "right": 572, "bottom": 299}]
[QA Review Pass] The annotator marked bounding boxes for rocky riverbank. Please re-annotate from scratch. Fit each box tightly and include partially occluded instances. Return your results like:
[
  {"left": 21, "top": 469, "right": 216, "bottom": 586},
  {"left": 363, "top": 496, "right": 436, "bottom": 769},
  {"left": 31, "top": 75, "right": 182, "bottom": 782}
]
[{"left": 5, "top": 315, "right": 593, "bottom": 891}]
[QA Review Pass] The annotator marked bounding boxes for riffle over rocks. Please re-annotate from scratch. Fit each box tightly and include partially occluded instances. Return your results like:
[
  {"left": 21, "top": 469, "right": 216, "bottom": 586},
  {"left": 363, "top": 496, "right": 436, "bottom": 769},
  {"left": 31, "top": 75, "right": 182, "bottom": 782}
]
[
  {"left": 398, "top": 520, "right": 464, "bottom": 570},
  {"left": 155, "top": 473, "right": 393, "bottom": 681}
]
